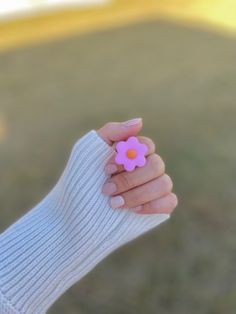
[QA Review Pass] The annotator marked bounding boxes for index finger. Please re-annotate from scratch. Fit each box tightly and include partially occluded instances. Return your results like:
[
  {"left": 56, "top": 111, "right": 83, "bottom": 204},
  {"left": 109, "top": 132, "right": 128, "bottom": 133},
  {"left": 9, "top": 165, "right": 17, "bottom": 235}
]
[{"left": 105, "top": 136, "right": 156, "bottom": 175}]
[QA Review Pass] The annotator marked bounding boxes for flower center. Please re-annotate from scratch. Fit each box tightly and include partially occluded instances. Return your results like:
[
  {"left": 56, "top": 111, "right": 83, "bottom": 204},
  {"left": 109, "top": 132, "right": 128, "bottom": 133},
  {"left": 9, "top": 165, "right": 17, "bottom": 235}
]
[{"left": 126, "top": 149, "right": 137, "bottom": 159}]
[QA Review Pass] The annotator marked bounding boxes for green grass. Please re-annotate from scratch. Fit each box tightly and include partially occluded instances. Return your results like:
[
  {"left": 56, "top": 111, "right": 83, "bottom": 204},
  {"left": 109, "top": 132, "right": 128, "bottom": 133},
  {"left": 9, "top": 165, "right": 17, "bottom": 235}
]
[{"left": 0, "top": 19, "right": 236, "bottom": 314}]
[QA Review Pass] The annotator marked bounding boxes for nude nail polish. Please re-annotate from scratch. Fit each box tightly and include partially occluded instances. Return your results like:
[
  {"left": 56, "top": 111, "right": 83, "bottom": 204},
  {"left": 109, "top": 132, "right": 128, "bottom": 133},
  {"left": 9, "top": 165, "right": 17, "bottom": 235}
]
[
  {"left": 110, "top": 196, "right": 125, "bottom": 208},
  {"left": 123, "top": 118, "right": 142, "bottom": 126}
]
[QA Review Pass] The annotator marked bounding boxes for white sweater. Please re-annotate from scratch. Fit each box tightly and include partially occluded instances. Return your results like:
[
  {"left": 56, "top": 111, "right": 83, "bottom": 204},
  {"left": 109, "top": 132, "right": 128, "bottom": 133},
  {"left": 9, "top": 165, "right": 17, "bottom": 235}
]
[{"left": 0, "top": 130, "right": 169, "bottom": 314}]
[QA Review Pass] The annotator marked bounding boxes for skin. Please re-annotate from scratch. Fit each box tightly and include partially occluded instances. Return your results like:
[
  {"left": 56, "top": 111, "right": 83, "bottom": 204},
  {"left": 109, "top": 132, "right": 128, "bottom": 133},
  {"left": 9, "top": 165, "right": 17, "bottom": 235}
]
[{"left": 97, "top": 119, "right": 178, "bottom": 215}]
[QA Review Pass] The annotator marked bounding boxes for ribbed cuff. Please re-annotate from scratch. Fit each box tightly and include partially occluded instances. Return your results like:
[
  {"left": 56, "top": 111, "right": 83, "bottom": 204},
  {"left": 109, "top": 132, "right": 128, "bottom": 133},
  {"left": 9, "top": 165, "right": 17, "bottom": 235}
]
[
  {"left": 0, "top": 130, "right": 169, "bottom": 314},
  {"left": 0, "top": 290, "right": 18, "bottom": 314}
]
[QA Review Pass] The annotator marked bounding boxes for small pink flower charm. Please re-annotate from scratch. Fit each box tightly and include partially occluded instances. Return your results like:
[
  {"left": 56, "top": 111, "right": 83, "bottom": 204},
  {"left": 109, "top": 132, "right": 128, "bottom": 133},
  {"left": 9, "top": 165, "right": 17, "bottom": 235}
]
[{"left": 115, "top": 136, "right": 148, "bottom": 172}]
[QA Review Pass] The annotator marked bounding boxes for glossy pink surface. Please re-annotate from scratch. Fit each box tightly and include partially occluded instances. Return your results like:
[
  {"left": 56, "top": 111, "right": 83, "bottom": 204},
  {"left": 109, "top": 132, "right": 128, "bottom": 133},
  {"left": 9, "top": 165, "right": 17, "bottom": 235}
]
[{"left": 115, "top": 136, "right": 148, "bottom": 171}]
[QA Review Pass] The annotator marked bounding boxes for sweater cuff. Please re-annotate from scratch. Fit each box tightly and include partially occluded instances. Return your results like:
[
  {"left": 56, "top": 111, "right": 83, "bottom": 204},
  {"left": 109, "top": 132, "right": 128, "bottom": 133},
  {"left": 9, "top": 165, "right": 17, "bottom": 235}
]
[{"left": 0, "top": 290, "right": 18, "bottom": 314}]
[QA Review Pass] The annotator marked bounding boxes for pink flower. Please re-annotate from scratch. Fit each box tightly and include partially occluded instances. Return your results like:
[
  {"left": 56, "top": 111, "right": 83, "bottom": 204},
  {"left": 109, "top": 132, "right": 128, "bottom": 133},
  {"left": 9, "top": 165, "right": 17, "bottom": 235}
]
[{"left": 115, "top": 136, "right": 148, "bottom": 172}]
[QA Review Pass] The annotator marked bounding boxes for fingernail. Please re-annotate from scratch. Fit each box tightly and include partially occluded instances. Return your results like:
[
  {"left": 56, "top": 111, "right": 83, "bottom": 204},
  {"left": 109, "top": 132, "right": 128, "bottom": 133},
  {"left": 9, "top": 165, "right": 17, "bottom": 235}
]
[
  {"left": 110, "top": 195, "right": 125, "bottom": 208},
  {"left": 123, "top": 118, "right": 142, "bottom": 126},
  {"left": 102, "top": 182, "right": 117, "bottom": 195},
  {"left": 132, "top": 205, "right": 142, "bottom": 212},
  {"left": 105, "top": 164, "right": 118, "bottom": 174}
]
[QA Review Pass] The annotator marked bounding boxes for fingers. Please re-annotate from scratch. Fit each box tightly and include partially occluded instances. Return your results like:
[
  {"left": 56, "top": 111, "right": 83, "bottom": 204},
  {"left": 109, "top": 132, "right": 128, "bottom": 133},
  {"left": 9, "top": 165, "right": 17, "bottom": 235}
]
[
  {"left": 105, "top": 136, "right": 156, "bottom": 174},
  {"left": 102, "top": 154, "right": 164, "bottom": 196},
  {"left": 108, "top": 174, "right": 173, "bottom": 209},
  {"left": 134, "top": 193, "right": 178, "bottom": 215},
  {"left": 99, "top": 120, "right": 178, "bottom": 215},
  {"left": 97, "top": 118, "right": 143, "bottom": 145}
]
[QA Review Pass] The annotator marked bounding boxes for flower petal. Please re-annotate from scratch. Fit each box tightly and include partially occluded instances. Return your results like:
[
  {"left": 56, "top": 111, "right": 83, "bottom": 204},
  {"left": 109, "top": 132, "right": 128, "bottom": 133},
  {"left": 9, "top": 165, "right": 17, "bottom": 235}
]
[
  {"left": 124, "top": 160, "right": 136, "bottom": 172},
  {"left": 116, "top": 141, "right": 127, "bottom": 153},
  {"left": 136, "top": 143, "right": 148, "bottom": 155},
  {"left": 127, "top": 136, "right": 139, "bottom": 146},
  {"left": 115, "top": 153, "right": 126, "bottom": 165},
  {"left": 136, "top": 155, "right": 146, "bottom": 167}
]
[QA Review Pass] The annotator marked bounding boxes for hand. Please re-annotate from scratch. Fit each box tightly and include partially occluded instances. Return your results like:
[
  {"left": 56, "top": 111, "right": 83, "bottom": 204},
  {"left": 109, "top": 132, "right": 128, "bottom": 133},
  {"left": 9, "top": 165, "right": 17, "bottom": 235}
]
[{"left": 98, "top": 118, "right": 178, "bottom": 214}]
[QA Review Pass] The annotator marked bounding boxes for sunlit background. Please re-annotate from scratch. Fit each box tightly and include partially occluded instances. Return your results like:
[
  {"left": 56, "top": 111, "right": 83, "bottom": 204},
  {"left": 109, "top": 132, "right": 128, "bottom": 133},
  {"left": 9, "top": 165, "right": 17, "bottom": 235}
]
[{"left": 0, "top": 1, "right": 236, "bottom": 313}]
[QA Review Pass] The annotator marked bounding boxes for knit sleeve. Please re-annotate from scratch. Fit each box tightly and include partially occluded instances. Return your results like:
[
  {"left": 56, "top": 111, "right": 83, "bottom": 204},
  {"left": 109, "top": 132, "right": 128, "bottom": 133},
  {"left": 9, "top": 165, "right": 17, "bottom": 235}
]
[{"left": 0, "top": 130, "right": 169, "bottom": 314}]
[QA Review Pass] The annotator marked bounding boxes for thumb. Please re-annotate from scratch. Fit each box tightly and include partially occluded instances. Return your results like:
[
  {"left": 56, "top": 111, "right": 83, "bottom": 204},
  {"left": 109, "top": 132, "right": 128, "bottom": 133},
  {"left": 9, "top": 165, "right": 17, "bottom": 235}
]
[{"left": 97, "top": 118, "right": 143, "bottom": 145}]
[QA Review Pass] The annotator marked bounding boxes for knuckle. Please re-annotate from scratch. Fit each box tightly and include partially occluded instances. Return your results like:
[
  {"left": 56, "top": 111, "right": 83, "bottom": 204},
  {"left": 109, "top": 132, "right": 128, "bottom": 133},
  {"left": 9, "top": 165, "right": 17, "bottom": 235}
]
[
  {"left": 139, "top": 136, "right": 155, "bottom": 153},
  {"left": 149, "top": 154, "right": 165, "bottom": 175},
  {"left": 116, "top": 173, "right": 134, "bottom": 191},
  {"left": 161, "top": 174, "right": 173, "bottom": 192},
  {"left": 129, "top": 189, "right": 142, "bottom": 206},
  {"left": 146, "top": 137, "right": 156, "bottom": 152}
]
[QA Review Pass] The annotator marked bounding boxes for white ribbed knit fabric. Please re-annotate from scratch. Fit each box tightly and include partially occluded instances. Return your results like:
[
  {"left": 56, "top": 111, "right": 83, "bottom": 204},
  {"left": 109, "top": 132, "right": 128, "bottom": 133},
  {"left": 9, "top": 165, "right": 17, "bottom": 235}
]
[{"left": 0, "top": 130, "right": 169, "bottom": 314}]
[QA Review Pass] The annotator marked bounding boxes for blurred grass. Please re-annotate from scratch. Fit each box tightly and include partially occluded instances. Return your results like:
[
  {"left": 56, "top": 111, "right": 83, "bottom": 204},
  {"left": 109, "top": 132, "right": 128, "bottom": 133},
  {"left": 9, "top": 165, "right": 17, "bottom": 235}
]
[{"left": 1, "top": 17, "right": 236, "bottom": 314}]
